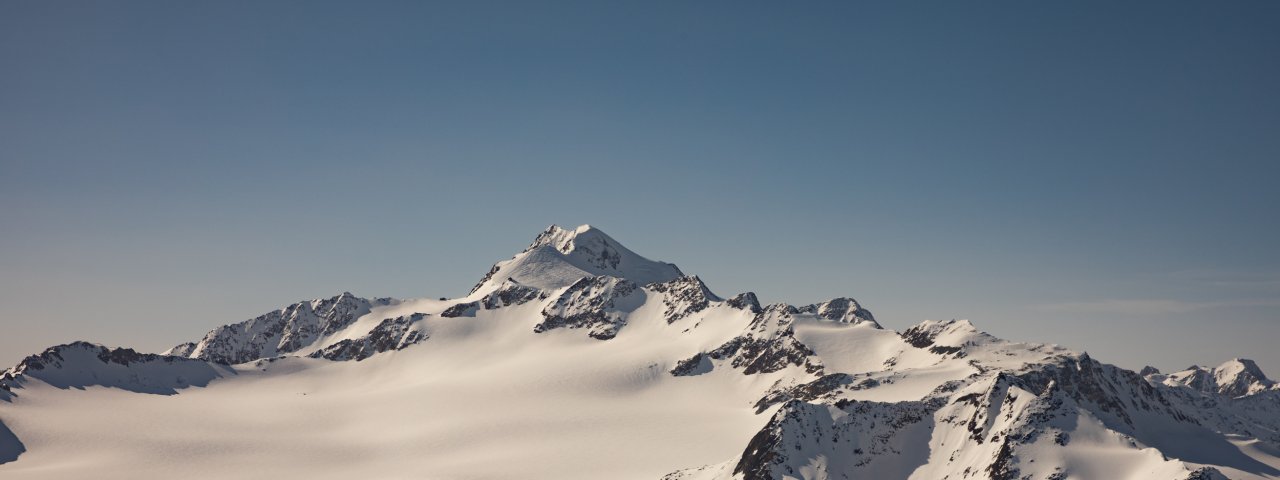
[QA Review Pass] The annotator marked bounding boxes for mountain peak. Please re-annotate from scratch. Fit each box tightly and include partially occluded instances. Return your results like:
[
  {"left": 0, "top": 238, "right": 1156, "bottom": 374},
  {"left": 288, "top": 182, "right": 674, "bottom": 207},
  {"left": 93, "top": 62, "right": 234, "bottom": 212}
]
[
  {"left": 1162, "top": 357, "right": 1276, "bottom": 398},
  {"left": 470, "top": 224, "right": 683, "bottom": 294},
  {"left": 1217, "top": 358, "right": 1267, "bottom": 380}
]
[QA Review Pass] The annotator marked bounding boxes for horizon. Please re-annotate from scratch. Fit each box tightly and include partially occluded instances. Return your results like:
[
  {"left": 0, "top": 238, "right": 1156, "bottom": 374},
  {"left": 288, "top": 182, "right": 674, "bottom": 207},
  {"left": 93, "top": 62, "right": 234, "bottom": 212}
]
[{"left": 3, "top": 1, "right": 1279, "bottom": 377}]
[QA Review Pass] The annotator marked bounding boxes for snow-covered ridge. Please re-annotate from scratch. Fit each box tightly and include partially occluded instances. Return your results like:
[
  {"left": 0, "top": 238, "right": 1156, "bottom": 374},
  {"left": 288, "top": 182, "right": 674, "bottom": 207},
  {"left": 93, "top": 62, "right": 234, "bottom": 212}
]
[
  {"left": 1, "top": 224, "right": 1277, "bottom": 479},
  {"left": 1154, "top": 359, "right": 1280, "bottom": 399},
  {"left": 1, "top": 342, "right": 226, "bottom": 397},
  {"left": 165, "top": 292, "right": 398, "bottom": 364}
]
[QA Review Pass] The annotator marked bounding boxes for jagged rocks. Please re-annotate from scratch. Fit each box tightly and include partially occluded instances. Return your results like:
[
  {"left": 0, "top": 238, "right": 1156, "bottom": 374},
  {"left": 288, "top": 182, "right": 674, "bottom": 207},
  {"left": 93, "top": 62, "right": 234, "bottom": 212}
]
[
  {"left": 731, "top": 398, "right": 938, "bottom": 480},
  {"left": 647, "top": 276, "right": 719, "bottom": 324},
  {"left": 1184, "top": 466, "right": 1231, "bottom": 480},
  {"left": 534, "top": 276, "right": 642, "bottom": 340},
  {"left": 440, "top": 301, "right": 479, "bottom": 318},
  {"left": 798, "top": 297, "right": 878, "bottom": 326},
  {"left": 674, "top": 304, "right": 824, "bottom": 376},
  {"left": 481, "top": 281, "right": 544, "bottom": 309},
  {"left": 446, "top": 282, "right": 546, "bottom": 318},
  {"left": 172, "top": 292, "right": 394, "bottom": 365},
  {"left": 753, "top": 373, "right": 855, "bottom": 413},
  {"left": 309, "top": 314, "right": 428, "bottom": 361},
  {"left": 726, "top": 292, "right": 762, "bottom": 313},
  {"left": 670, "top": 353, "right": 712, "bottom": 376}
]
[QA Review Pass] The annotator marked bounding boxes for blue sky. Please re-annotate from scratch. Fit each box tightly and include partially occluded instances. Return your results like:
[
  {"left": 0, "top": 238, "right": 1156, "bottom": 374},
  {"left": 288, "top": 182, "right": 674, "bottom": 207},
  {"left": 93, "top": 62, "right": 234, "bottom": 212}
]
[{"left": 2, "top": 1, "right": 1278, "bottom": 373}]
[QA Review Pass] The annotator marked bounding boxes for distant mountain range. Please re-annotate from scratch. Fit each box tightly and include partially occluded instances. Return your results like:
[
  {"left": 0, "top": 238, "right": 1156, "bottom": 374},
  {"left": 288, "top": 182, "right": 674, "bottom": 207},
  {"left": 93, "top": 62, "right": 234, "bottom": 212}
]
[{"left": 2, "top": 225, "right": 1277, "bottom": 479}]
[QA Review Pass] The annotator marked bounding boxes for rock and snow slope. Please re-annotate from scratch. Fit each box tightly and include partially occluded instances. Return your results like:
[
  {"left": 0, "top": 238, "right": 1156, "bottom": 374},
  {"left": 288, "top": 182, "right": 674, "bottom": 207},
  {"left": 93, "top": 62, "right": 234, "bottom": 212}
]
[{"left": 0, "top": 224, "right": 1277, "bottom": 480}]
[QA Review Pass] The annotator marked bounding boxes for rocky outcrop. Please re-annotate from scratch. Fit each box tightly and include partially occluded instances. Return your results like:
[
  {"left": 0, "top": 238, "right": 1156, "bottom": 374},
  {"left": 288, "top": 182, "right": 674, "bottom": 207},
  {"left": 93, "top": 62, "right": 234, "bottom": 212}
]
[
  {"left": 309, "top": 314, "right": 428, "bottom": 361},
  {"left": 673, "top": 304, "right": 823, "bottom": 376},
  {"left": 647, "top": 276, "right": 719, "bottom": 324},
  {"left": 168, "top": 292, "right": 395, "bottom": 365},
  {"left": 798, "top": 297, "right": 878, "bottom": 327},
  {"left": 534, "top": 276, "right": 642, "bottom": 340}
]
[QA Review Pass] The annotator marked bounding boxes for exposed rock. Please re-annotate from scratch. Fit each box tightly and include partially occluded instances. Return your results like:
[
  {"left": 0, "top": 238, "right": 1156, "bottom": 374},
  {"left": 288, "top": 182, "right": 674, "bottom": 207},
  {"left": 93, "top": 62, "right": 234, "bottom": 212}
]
[
  {"left": 726, "top": 292, "right": 762, "bottom": 314},
  {"left": 798, "top": 297, "right": 878, "bottom": 327},
  {"left": 647, "top": 276, "right": 719, "bottom": 324},
  {"left": 170, "top": 292, "right": 395, "bottom": 365},
  {"left": 440, "top": 301, "right": 480, "bottom": 318},
  {"left": 309, "top": 313, "right": 428, "bottom": 361},
  {"left": 534, "top": 276, "right": 642, "bottom": 340}
]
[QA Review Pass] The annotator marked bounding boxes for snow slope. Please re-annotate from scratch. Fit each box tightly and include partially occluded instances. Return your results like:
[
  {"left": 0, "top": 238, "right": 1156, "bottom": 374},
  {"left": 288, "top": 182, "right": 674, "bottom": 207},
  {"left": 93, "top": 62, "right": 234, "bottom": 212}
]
[{"left": 1, "top": 224, "right": 1277, "bottom": 480}]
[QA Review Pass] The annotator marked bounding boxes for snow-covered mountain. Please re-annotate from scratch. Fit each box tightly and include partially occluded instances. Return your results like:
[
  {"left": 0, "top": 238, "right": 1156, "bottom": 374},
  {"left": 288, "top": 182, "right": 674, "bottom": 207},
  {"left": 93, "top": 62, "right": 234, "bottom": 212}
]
[
  {"left": 1, "top": 225, "right": 1277, "bottom": 479},
  {"left": 1151, "top": 360, "right": 1280, "bottom": 399}
]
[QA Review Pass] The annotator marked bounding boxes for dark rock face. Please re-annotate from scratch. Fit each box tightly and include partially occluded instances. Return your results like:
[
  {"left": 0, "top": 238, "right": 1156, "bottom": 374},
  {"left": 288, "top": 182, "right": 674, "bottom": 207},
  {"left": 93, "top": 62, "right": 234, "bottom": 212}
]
[
  {"left": 900, "top": 323, "right": 941, "bottom": 349},
  {"left": 481, "top": 282, "right": 544, "bottom": 309},
  {"left": 1184, "top": 466, "right": 1230, "bottom": 480},
  {"left": 734, "top": 398, "right": 938, "bottom": 480},
  {"left": 670, "top": 353, "right": 711, "bottom": 376},
  {"left": 691, "top": 342, "right": 1280, "bottom": 480},
  {"left": 647, "top": 276, "right": 718, "bottom": 324},
  {"left": 986, "top": 437, "right": 1019, "bottom": 480},
  {"left": 674, "top": 304, "right": 823, "bottom": 377},
  {"left": 726, "top": 292, "right": 762, "bottom": 314},
  {"left": 753, "top": 373, "right": 854, "bottom": 413},
  {"left": 309, "top": 314, "right": 427, "bottom": 361},
  {"left": 733, "top": 413, "right": 784, "bottom": 480},
  {"left": 177, "top": 292, "right": 390, "bottom": 365},
  {"left": 440, "top": 301, "right": 479, "bottom": 318},
  {"left": 716, "top": 335, "right": 822, "bottom": 376},
  {"left": 535, "top": 276, "right": 640, "bottom": 340},
  {"left": 1011, "top": 354, "right": 1190, "bottom": 429},
  {"left": 445, "top": 283, "right": 546, "bottom": 318}
]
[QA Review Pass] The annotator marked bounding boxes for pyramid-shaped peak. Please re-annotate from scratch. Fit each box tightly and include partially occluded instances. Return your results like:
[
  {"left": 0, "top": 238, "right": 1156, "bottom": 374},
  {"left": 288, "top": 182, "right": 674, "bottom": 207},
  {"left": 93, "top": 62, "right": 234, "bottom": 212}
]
[
  {"left": 471, "top": 224, "right": 684, "bottom": 295},
  {"left": 1215, "top": 358, "right": 1269, "bottom": 383}
]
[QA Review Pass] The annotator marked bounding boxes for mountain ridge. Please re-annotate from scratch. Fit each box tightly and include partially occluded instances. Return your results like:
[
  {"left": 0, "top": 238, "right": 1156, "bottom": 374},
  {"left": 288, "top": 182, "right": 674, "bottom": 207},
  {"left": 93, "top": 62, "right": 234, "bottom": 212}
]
[{"left": 1, "top": 224, "right": 1276, "bottom": 479}]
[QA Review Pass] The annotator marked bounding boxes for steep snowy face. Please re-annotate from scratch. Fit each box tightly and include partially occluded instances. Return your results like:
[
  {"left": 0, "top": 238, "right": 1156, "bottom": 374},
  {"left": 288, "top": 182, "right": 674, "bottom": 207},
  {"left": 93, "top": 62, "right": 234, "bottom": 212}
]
[
  {"left": 1160, "top": 359, "right": 1279, "bottom": 399},
  {"left": 167, "top": 292, "right": 396, "bottom": 365},
  {"left": 469, "top": 224, "right": 683, "bottom": 294},
  {"left": 0, "top": 342, "right": 225, "bottom": 397}
]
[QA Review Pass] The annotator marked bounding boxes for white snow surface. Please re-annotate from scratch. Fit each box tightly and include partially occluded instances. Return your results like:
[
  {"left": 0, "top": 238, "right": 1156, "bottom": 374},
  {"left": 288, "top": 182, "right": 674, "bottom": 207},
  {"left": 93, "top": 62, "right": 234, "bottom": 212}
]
[{"left": 1, "top": 224, "right": 1277, "bottom": 480}]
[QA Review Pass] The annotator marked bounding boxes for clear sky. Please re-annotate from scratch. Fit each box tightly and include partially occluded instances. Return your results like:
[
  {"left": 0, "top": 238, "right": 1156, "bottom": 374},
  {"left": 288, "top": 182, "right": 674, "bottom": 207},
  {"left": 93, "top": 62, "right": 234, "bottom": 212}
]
[{"left": 2, "top": 1, "right": 1278, "bottom": 374}]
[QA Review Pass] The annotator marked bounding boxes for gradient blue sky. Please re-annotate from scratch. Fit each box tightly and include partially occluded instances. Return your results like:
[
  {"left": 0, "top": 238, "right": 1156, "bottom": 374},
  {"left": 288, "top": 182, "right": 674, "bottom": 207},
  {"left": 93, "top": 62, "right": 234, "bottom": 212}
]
[{"left": 2, "top": 1, "right": 1278, "bottom": 373}]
